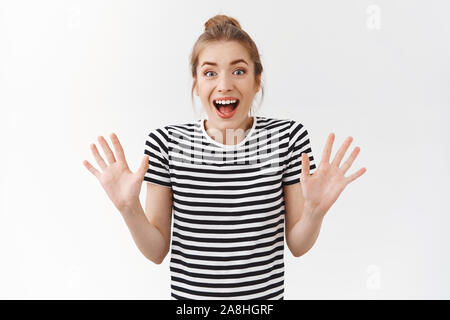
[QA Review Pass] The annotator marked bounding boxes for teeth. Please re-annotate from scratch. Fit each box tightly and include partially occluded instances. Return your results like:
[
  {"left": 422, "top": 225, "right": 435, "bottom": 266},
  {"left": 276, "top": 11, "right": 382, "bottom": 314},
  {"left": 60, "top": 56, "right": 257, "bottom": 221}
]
[{"left": 215, "top": 99, "right": 237, "bottom": 105}]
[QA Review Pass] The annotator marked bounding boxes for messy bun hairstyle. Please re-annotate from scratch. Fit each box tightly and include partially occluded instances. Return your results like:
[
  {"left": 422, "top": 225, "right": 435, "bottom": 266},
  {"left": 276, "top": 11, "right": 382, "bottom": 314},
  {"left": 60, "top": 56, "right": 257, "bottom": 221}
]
[
  {"left": 190, "top": 14, "right": 264, "bottom": 114},
  {"left": 204, "top": 15, "right": 242, "bottom": 31}
]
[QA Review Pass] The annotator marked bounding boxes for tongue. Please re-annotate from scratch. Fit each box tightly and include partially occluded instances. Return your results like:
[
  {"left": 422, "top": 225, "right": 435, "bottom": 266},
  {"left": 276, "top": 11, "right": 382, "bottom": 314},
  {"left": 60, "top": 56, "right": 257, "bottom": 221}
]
[{"left": 219, "top": 104, "right": 235, "bottom": 114}]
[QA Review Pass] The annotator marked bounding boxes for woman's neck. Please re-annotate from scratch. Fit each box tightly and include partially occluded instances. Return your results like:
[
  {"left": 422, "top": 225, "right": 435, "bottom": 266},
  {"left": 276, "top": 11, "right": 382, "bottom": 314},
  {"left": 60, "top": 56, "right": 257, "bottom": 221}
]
[{"left": 204, "top": 116, "right": 254, "bottom": 146}]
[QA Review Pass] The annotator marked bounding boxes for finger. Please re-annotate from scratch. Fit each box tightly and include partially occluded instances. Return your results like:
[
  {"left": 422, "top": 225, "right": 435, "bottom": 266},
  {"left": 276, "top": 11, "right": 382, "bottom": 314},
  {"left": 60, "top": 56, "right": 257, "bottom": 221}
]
[
  {"left": 110, "top": 133, "right": 128, "bottom": 165},
  {"left": 345, "top": 167, "right": 367, "bottom": 185},
  {"left": 332, "top": 136, "right": 353, "bottom": 168},
  {"left": 300, "top": 152, "right": 310, "bottom": 182},
  {"left": 83, "top": 159, "right": 101, "bottom": 179},
  {"left": 321, "top": 133, "right": 335, "bottom": 165},
  {"left": 90, "top": 143, "right": 108, "bottom": 170},
  {"left": 341, "top": 146, "right": 360, "bottom": 174},
  {"left": 137, "top": 155, "right": 150, "bottom": 179},
  {"left": 97, "top": 135, "right": 117, "bottom": 165}
]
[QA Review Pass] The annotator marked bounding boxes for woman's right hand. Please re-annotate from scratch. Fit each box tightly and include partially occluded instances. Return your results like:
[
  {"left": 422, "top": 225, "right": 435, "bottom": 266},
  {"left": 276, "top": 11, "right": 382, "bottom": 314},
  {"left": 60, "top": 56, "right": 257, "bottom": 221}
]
[{"left": 83, "top": 133, "right": 149, "bottom": 213}]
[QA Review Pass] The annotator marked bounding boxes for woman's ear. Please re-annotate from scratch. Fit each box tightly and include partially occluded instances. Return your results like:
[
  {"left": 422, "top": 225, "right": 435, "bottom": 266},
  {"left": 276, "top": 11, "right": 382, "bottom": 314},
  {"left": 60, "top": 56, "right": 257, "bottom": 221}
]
[
  {"left": 255, "top": 75, "right": 261, "bottom": 92},
  {"left": 193, "top": 79, "right": 199, "bottom": 96}
]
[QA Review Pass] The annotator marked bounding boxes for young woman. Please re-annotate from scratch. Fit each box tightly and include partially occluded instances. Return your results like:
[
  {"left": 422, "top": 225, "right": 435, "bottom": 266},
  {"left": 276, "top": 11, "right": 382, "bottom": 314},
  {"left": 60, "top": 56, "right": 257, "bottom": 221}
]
[{"left": 83, "top": 15, "right": 366, "bottom": 300}]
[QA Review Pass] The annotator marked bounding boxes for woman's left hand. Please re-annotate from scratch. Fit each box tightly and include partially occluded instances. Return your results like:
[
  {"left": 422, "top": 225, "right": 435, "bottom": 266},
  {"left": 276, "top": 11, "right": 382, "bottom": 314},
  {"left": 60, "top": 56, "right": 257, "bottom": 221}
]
[{"left": 300, "top": 133, "right": 367, "bottom": 219}]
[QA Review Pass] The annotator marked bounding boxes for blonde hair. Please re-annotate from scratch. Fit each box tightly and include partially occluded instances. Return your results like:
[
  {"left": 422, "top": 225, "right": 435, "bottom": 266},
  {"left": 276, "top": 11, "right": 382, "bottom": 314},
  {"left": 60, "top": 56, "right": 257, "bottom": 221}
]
[{"left": 190, "top": 14, "right": 264, "bottom": 113}]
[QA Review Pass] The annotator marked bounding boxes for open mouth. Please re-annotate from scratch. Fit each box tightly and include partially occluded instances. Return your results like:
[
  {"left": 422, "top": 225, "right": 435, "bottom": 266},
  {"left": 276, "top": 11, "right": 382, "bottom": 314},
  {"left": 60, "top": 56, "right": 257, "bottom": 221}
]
[{"left": 213, "top": 99, "right": 240, "bottom": 115}]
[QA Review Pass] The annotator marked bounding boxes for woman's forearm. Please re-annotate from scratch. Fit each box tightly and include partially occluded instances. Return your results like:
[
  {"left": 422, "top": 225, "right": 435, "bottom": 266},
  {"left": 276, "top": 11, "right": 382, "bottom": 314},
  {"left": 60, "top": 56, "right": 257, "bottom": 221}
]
[
  {"left": 119, "top": 200, "right": 169, "bottom": 264},
  {"left": 287, "top": 203, "right": 324, "bottom": 257}
]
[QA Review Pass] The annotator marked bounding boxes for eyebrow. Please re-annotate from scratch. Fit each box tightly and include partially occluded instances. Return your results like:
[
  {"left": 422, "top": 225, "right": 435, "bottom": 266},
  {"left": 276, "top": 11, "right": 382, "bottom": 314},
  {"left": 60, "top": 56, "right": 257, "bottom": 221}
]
[{"left": 200, "top": 59, "right": 248, "bottom": 68}]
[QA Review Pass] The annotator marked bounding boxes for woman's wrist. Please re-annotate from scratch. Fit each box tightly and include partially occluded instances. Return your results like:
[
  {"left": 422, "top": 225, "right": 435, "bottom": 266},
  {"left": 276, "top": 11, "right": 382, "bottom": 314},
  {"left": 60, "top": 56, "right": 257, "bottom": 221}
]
[
  {"left": 303, "top": 201, "right": 325, "bottom": 222},
  {"left": 120, "top": 198, "right": 144, "bottom": 217}
]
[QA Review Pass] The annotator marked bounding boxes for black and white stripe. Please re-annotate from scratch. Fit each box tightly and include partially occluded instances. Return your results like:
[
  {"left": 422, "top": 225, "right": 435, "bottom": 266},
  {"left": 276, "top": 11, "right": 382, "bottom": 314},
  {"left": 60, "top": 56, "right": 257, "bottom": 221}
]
[{"left": 144, "top": 116, "right": 317, "bottom": 300}]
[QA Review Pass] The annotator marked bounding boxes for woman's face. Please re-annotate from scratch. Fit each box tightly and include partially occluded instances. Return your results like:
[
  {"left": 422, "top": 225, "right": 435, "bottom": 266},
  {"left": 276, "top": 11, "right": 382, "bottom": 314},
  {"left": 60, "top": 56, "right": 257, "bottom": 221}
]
[{"left": 194, "top": 41, "right": 260, "bottom": 131}]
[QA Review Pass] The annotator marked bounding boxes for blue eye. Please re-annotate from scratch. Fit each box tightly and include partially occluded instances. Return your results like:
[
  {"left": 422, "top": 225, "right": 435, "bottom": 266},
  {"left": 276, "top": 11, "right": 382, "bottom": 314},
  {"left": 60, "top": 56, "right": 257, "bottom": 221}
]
[{"left": 204, "top": 69, "right": 245, "bottom": 77}]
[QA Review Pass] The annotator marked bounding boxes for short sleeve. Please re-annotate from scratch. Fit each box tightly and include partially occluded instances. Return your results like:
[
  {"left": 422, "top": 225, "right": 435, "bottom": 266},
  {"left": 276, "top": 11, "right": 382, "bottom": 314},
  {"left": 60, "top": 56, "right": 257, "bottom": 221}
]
[
  {"left": 282, "top": 121, "right": 317, "bottom": 186},
  {"left": 143, "top": 128, "right": 171, "bottom": 188}
]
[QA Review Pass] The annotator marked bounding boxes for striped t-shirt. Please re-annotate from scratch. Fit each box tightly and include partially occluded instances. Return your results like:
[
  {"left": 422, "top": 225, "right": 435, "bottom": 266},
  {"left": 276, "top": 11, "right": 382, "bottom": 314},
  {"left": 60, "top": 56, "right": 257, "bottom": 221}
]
[{"left": 143, "top": 116, "right": 317, "bottom": 300}]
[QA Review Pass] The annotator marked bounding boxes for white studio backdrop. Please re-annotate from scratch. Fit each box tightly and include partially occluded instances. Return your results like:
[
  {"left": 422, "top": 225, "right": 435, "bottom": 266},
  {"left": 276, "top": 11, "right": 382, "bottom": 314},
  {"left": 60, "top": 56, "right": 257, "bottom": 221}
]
[{"left": 0, "top": 0, "right": 449, "bottom": 299}]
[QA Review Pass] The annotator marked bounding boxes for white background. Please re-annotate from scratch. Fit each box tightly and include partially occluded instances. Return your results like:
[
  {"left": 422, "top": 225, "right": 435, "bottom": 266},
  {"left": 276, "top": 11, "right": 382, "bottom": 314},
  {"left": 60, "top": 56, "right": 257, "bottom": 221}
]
[{"left": 0, "top": 0, "right": 449, "bottom": 299}]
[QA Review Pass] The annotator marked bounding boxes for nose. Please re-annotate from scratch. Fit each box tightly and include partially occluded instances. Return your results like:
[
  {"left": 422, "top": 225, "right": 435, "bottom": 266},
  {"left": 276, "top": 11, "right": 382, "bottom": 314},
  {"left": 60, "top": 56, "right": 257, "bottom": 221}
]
[{"left": 217, "top": 73, "right": 233, "bottom": 93}]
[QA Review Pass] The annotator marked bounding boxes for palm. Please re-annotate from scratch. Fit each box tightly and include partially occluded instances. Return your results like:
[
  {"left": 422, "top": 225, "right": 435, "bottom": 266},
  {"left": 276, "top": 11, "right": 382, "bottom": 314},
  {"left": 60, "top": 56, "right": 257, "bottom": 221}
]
[
  {"left": 99, "top": 161, "right": 142, "bottom": 211},
  {"left": 300, "top": 133, "right": 367, "bottom": 218},
  {"left": 83, "top": 133, "right": 149, "bottom": 212}
]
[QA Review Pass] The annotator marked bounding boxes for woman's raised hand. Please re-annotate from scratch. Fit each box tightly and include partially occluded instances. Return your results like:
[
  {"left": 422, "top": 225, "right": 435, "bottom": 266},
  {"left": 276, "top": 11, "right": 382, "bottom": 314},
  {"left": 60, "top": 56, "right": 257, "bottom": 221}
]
[
  {"left": 300, "top": 133, "right": 367, "bottom": 219},
  {"left": 83, "top": 133, "right": 149, "bottom": 213}
]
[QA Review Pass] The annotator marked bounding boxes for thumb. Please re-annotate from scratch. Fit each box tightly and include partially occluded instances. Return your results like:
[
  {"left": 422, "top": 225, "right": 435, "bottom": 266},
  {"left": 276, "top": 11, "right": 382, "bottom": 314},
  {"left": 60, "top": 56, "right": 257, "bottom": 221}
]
[{"left": 138, "top": 154, "right": 150, "bottom": 179}]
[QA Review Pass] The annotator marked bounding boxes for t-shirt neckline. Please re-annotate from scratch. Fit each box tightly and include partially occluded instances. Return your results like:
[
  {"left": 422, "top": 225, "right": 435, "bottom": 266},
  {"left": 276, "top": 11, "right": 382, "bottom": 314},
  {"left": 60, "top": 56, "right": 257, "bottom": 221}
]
[{"left": 199, "top": 116, "right": 258, "bottom": 149}]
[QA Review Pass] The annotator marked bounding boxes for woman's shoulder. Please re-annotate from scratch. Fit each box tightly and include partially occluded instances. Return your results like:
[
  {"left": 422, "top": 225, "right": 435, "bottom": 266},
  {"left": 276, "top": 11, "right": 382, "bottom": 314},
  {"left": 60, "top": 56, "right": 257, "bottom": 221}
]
[
  {"left": 255, "top": 116, "right": 312, "bottom": 145},
  {"left": 255, "top": 115, "right": 303, "bottom": 130}
]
